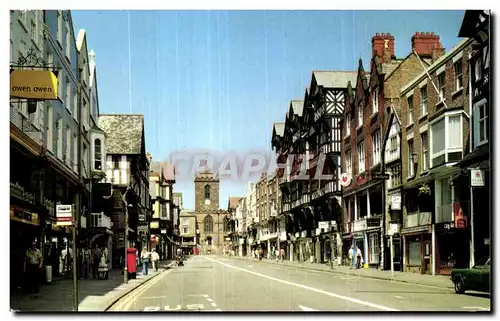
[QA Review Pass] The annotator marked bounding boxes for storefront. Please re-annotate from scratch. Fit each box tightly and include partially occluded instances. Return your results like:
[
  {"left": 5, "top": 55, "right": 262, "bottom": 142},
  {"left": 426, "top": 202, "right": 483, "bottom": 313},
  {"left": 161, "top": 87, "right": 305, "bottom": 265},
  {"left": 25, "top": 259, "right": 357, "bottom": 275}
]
[{"left": 402, "top": 226, "right": 432, "bottom": 274}]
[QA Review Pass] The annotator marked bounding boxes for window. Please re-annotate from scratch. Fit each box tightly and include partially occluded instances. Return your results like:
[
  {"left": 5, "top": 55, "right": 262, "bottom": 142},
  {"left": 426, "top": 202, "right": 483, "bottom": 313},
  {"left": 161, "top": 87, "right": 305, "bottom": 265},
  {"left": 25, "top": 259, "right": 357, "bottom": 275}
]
[
  {"left": 94, "top": 138, "right": 102, "bottom": 170},
  {"left": 113, "top": 155, "right": 120, "bottom": 169},
  {"left": 407, "top": 95, "right": 414, "bottom": 124},
  {"left": 345, "top": 114, "right": 351, "bottom": 137},
  {"left": 369, "top": 233, "right": 379, "bottom": 264},
  {"left": 73, "top": 92, "right": 78, "bottom": 120},
  {"left": 30, "top": 20, "right": 36, "bottom": 43},
  {"left": 454, "top": 61, "right": 463, "bottom": 91},
  {"left": 420, "top": 86, "right": 428, "bottom": 117},
  {"left": 474, "top": 100, "right": 489, "bottom": 146},
  {"left": 183, "top": 227, "right": 189, "bottom": 234},
  {"left": 438, "top": 73, "right": 446, "bottom": 102},
  {"left": 203, "top": 215, "right": 214, "bottom": 233},
  {"left": 65, "top": 127, "right": 71, "bottom": 165},
  {"left": 83, "top": 144, "right": 88, "bottom": 174},
  {"left": 430, "top": 114, "right": 463, "bottom": 167},
  {"left": 407, "top": 139, "right": 414, "bottom": 177},
  {"left": 483, "top": 46, "right": 490, "bottom": 70},
  {"left": 372, "top": 131, "right": 381, "bottom": 166},
  {"left": 65, "top": 23, "right": 71, "bottom": 59},
  {"left": 56, "top": 119, "right": 63, "bottom": 159},
  {"left": 65, "top": 80, "right": 71, "bottom": 112},
  {"left": 73, "top": 134, "right": 78, "bottom": 173},
  {"left": 56, "top": 10, "right": 63, "bottom": 45},
  {"left": 421, "top": 132, "right": 429, "bottom": 172},
  {"left": 357, "top": 142, "right": 365, "bottom": 173},
  {"left": 345, "top": 150, "right": 352, "bottom": 176},
  {"left": 46, "top": 104, "right": 53, "bottom": 152},
  {"left": 182, "top": 218, "right": 189, "bottom": 226},
  {"left": 357, "top": 103, "right": 363, "bottom": 127},
  {"left": 474, "top": 59, "right": 482, "bottom": 83},
  {"left": 204, "top": 184, "right": 210, "bottom": 199},
  {"left": 19, "top": 10, "right": 28, "bottom": 27},
  {"left": 372, "top": 88, "right": 378, "bottom": 115}
]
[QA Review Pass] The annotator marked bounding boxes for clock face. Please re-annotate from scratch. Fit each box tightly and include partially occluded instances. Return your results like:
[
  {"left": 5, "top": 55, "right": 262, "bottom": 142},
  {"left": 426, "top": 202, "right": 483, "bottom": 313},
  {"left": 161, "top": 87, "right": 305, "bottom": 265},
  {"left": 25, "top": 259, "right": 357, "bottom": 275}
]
[{"left": 205, "top": 199, "right": 211, "bottom": 205}]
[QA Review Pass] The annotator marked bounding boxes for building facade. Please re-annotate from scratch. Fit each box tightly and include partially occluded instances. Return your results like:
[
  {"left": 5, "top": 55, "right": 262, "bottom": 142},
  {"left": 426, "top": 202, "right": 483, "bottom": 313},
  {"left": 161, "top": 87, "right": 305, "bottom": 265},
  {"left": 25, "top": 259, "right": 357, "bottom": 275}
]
[
  {"left": 98, "top": 114, "right": 151, "bottom": 267},
  {"left": 399, "top": 38, "right": 472, "bottom": 275},
  {"left": 456, "top": 10, "right": 491, "bottom": 267}
]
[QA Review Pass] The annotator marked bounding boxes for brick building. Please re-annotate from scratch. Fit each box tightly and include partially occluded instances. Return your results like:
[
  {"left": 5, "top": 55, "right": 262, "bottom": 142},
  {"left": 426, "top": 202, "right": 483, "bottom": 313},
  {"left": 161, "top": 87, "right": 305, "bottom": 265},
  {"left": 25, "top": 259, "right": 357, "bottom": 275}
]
[
  {"left": 341, "top": 32, "right": 445, "bottom": 270},
  {"left": 399, "top": 37, "right": 473, "bottom": 275}
]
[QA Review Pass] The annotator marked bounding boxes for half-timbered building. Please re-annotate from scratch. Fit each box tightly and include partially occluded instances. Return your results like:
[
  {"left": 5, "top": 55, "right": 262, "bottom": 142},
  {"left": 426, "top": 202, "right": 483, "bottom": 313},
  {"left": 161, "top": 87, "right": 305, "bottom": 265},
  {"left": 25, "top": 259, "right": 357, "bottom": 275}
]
[{"left": 455, "top": 10, "right": 491, "bottom": 265}]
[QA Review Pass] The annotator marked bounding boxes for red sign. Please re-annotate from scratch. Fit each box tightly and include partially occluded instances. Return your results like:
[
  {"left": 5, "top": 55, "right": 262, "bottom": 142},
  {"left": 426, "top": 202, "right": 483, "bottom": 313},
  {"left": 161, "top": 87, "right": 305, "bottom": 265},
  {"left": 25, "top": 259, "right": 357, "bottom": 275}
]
[{"left": 453, "top": 202, "right": 468, "bottom": 229}]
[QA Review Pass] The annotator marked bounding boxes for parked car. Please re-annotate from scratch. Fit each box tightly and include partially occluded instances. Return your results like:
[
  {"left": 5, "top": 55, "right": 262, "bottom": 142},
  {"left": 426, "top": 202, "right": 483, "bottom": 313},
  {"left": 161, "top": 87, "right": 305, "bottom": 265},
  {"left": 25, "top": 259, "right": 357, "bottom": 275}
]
[{"left": 451, "top": 256, "right": 490, "bottom": 294}]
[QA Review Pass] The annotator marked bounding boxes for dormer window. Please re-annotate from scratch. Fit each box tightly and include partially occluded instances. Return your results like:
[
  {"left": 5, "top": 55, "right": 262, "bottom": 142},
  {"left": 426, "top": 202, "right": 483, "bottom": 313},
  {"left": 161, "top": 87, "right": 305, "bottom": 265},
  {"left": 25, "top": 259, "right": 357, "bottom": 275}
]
[{"left": 94, "top": 138, "right": 102, "bottom": 170}]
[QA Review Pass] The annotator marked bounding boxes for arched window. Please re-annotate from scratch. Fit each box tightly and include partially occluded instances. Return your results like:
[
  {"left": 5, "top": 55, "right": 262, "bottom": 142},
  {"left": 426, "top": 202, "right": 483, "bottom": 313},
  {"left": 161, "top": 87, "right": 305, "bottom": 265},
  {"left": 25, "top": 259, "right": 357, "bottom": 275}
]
[
  {"left": 204, "top": 185, "right": 210, "bottom": 199},
  {"left": 203, "top": 215, "right": 213, "bottom": 233}
]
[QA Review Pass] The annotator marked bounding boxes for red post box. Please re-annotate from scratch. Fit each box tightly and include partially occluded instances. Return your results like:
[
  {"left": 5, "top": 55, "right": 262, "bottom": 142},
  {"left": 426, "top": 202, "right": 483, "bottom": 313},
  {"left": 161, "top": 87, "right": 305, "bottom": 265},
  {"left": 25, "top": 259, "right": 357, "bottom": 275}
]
[{"left": 127, "top": 248, "right": 137, "bottom": 278}]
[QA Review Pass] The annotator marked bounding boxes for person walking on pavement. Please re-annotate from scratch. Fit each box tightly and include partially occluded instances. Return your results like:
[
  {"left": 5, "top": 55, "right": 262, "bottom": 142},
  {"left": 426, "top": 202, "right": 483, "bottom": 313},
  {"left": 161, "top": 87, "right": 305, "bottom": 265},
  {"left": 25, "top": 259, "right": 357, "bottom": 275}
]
[
  {"left": 348, "top": 245, "right": 356, "bottom": 269},
  {"left": 81, "top": 245, "right": 91, "bottom": 279},
  {"left": 151, "top": 249, "right": 160, "bottom": 272},
  {"left": 356, "top": 246, "right": 363, "bottom": 269},
  {"left": 141, "top": 247, "right": 150, "bottom": 275},
  {"left": 24, "top": 239, "right": 43, "bottom": 294},
  {"left": 91, "top": 244, "right": 101, "bottom": 279}
]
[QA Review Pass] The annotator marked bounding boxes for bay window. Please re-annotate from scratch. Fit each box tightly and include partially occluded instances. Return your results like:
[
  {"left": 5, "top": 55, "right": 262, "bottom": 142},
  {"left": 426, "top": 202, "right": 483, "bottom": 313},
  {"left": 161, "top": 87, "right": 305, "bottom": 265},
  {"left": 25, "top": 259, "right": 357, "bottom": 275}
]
[
  {"left": 372, "top": 130, "right": 381, "bottom": 166},
  {"left": 430, "top": 112, "right": 463, "bottom": 168},
  {"left": 357, "top": 142, "right": 365, "bottom": 173}
]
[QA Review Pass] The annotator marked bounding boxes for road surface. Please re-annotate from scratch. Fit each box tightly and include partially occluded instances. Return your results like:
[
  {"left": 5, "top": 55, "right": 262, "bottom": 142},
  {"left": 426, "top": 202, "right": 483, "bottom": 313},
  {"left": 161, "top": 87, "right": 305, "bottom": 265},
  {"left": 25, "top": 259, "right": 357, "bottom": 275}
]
[{"left": 108, "top": 255, "right": 491, "bottom": 312}]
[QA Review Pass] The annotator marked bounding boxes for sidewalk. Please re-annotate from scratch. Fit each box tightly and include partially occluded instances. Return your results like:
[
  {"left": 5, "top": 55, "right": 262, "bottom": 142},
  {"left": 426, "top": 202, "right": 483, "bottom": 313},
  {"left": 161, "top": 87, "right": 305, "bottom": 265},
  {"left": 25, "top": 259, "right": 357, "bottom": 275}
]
[
  {"left": 10, "top": 260, "right": 174, "bottom": 312},
  {"left": 232, "top": 256, "right": 453, "bottom": 289}
]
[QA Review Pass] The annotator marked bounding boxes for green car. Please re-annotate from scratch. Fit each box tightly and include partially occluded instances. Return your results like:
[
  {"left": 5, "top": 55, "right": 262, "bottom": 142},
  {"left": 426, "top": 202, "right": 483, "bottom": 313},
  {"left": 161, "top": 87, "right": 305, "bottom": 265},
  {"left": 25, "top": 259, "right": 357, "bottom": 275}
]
[{"left": 451, "top": 256, "right": 490, "bottom": 294}]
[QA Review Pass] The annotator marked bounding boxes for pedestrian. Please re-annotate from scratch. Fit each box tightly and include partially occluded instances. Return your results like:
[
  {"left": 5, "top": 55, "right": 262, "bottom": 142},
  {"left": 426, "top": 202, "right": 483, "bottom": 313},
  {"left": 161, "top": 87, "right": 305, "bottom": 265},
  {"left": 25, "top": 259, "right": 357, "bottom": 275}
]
[
  {"left": 82, "top": 245, "right": 91, "bottom": 279},
  {"left": 98, "top": 246, "right": 109, "bottom": 279},
  {"left": 275, "top": 248, "right": 280, "bottom": 262},
  {"left": 356, "top": 247, "right": 363, "bottom": 269},
  {"left": 91, "top": 244, "right": 101, "bottom": 279},
  {"left": 24, "top": 239, "right": 43, "bottom": 294},
  {"left": 348, "top": 245, "right": 355, "bottom": 269},
  {"left": 141, "top": 247, "right": 150, "bottom": 275},
  {"left": 151, "top": 249, "right": 160, "bottom": 272},
  {"left": 280, "top": 247, "right": 285, "bottom": 263}
]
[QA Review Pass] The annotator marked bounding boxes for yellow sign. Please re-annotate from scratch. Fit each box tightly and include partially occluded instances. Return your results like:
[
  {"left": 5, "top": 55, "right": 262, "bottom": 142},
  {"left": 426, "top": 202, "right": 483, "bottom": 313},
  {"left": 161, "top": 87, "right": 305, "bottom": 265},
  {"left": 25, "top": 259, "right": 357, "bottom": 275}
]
[
  {"left": 150, "top": 221, "right": 159, "bottom": 229},
  {"left": 10, "top": 70, "right": 58, "bottom": 100},
  {"left": 10, "top": 206, "right": 40, "bottom": 226}
]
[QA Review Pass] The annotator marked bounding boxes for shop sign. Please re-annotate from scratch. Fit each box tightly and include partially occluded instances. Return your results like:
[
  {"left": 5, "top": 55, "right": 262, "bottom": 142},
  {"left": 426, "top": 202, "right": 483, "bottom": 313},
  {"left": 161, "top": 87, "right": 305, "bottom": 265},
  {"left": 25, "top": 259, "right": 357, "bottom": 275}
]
[
  {"left": 367, "top": 218, "right": 381, "bottom": 228},
  {"left": 339, "top": 173, "right": 352, "bottom": 187},
  {"left": 318, "top": 221, "right": 329, "bottom": 229},
  {"left": 10, "top": 206, "right": 40, "bottom": 226},
  {"left": 453, "top": 203, "right": 468, "bottom": 229},
  {"left": 470, "top": 169, "right": 485, "bottom": 187},
  {"left": 138, "top": 214, "right": 146, "bottom": 222},
  {"left": 10, "top": 70, "right": 58, "bottom": 100},
  {"left": 56, "top": 204, "right": 73, "bottom": 226},
  {"left": 161, "top": 229, "right": 167, "bottom": 234},
  {"left": 150, "top": 221, "right": 159, "bottom": 229},
  {"left": 390, "top": 194, "right": 401, "bottom": 210}
]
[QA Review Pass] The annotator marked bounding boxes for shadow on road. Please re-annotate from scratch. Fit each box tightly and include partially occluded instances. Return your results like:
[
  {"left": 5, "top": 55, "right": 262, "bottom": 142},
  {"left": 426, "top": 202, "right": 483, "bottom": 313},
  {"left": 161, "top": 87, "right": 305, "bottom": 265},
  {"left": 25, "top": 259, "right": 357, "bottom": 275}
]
[
  {"left": 464, "top": 292, "right": 490, "bottom": 299},
  {"left": 354, "top": 290, "right": 451, "bottom": 294}
]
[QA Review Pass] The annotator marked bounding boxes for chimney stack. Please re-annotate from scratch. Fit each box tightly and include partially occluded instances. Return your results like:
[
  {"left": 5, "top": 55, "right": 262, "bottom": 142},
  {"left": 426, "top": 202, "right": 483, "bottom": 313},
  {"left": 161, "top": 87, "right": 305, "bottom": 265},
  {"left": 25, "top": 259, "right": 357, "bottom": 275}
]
[
  {"left": 411, "top": 32, "right": 444, "bottom": 61},
  {"left": 372, "top": 33, "right": 395, "bottom": 63}
]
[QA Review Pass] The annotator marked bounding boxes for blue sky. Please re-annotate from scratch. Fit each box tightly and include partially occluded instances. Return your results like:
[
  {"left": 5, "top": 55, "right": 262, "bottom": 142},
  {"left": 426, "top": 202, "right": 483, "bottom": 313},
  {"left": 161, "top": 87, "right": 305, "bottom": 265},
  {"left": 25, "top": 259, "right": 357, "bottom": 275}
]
[{"left": 71, "top": 10, "right": 465, "bottom": 209}]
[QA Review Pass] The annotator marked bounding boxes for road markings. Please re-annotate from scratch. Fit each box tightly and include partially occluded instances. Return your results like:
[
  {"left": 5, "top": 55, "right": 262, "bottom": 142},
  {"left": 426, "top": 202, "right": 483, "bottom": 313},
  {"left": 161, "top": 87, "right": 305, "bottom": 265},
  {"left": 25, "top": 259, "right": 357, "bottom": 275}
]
[
  {"left": 299, "top": 305, "right": 319, "bottom": 311},
  {"left": 462, "top": 306, "right": 489, "bottom": 311},
  {"left": 206, "top": 298, "right": 213, "bottom": 302},
  {"left": 215, "top": 309, "right": 222, "bottom": 311},
  {"left": 186, "top": 304, "right": 205, "bottom": 310},
  {"left": 394, "top": 296, "right": 404, "bottom": 299},
  {"left": 204, "top": 256, "right": 398, "bottom": 312},
  {"left": 109, "top": 268, "right": 174, "bottom": 311},
  {"left": 165, "top": 305, "right": 182, "bottom": 311},
  {"left": 188, "top": 294, "right": 209, "bottom": 297},
  {"left": 144, "top": 306, "right": 160, "bottom": 311},
  {"left": 211, "top": 302, "right": 217, "bottom": 307}
]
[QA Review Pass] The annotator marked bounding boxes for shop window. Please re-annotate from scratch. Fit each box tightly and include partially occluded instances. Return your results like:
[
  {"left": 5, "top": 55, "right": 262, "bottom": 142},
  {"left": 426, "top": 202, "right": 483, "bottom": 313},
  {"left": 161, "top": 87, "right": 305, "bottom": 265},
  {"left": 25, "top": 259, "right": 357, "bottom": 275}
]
[{"left": 408, "top": 238, "right": 421, "bottom": 266}]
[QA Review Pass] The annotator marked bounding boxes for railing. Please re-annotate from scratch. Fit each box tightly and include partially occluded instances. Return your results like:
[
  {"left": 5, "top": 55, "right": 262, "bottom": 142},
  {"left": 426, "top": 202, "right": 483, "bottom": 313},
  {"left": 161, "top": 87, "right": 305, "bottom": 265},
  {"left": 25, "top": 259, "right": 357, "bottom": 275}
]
[
  {"left": 90, "top": 212, "right": 112, "bottom": 229},
  {"left": 404, "top": 211, "right": 432, "bottom": 228},
  {"left": 435, "top": 204, "right": 454, "bottom": 224},
  {"left": 311, "top": 181, "right": 337, "bottom": 200}
]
